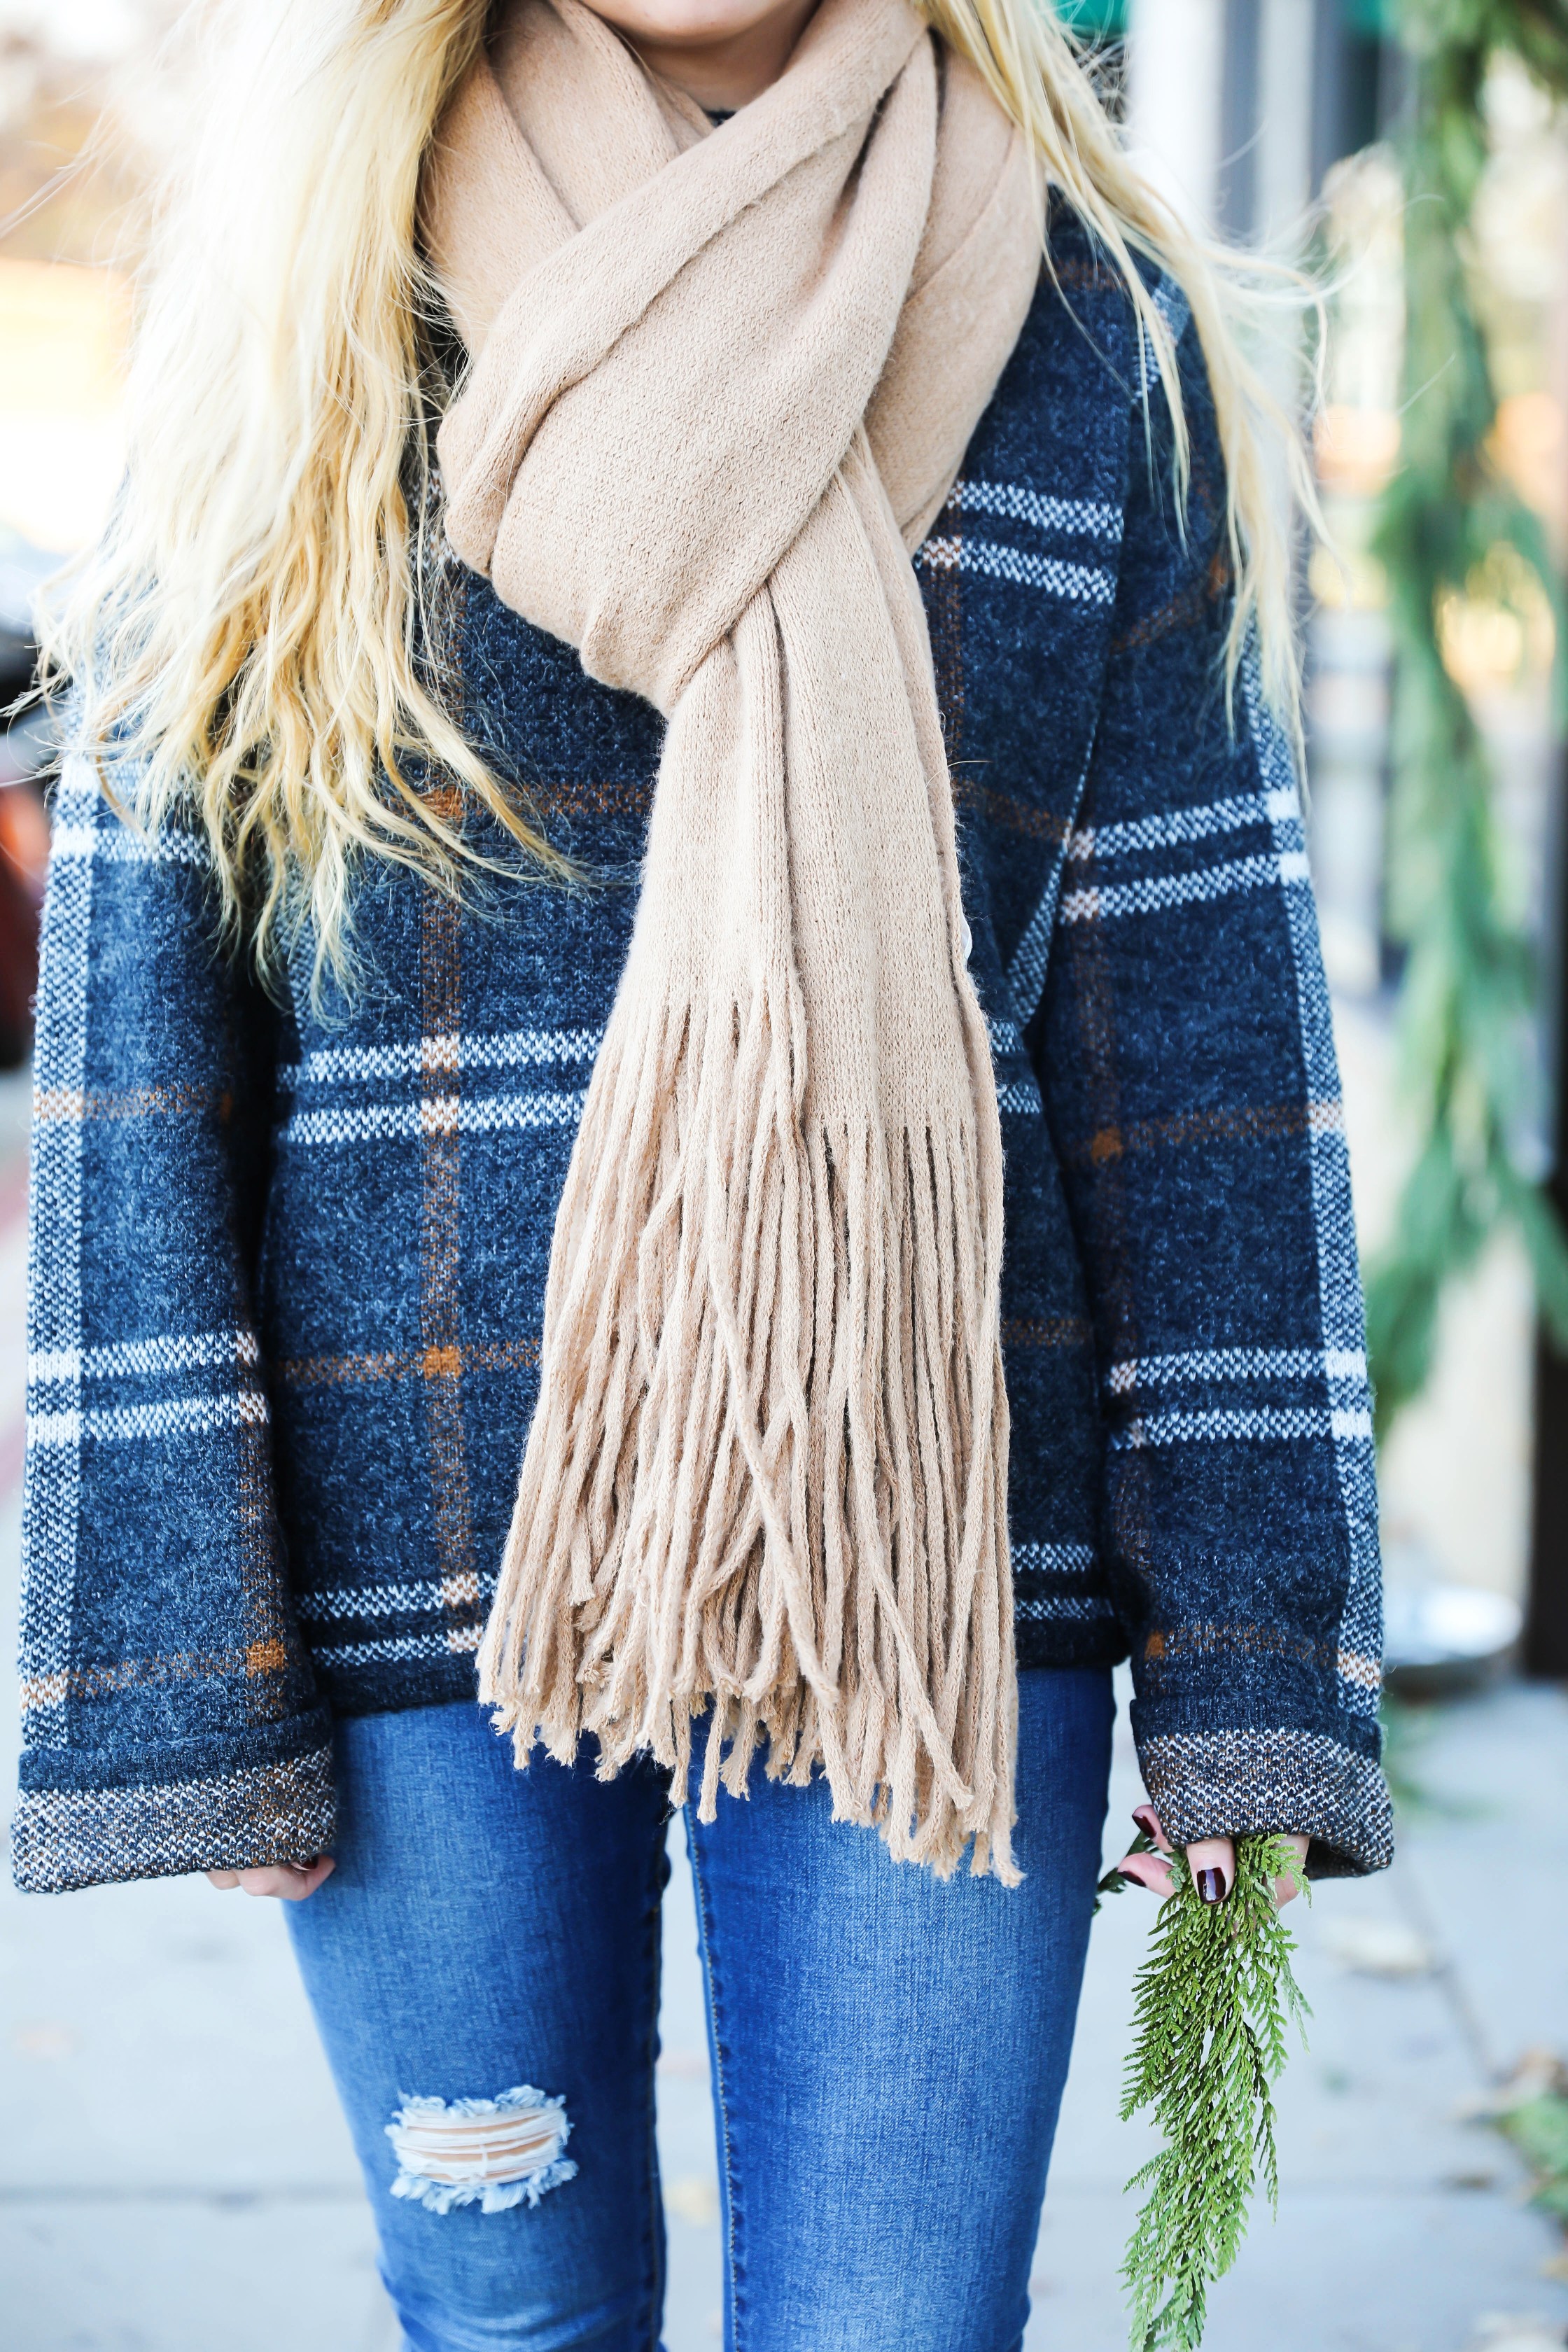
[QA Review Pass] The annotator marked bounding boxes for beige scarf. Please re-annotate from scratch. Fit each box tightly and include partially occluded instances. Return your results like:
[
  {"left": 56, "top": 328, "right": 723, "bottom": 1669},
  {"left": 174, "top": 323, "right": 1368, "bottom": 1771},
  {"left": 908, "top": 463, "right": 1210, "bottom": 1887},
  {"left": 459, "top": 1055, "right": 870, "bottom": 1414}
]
[{"left": 426, "top": 0, "right": 1041, "bottom": 1879}]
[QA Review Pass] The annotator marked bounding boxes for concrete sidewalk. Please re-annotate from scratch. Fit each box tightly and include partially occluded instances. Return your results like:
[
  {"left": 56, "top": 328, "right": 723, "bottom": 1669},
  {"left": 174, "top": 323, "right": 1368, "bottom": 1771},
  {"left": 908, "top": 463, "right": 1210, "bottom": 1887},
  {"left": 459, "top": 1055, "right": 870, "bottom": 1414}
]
[{"left": 2, "top": 1045, "right": 1567, "bottom": 2346}]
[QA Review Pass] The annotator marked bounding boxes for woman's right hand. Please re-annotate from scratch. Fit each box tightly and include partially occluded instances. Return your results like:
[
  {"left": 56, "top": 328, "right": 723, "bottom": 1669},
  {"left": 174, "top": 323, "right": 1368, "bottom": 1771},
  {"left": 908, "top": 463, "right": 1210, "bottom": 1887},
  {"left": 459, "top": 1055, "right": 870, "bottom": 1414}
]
[
  {"left": 206, "top": 1857, "right": 335, "bottom": 1900},
  {"left": 1114, "top": 1807, "right": 1306, "bottom": 1907}
]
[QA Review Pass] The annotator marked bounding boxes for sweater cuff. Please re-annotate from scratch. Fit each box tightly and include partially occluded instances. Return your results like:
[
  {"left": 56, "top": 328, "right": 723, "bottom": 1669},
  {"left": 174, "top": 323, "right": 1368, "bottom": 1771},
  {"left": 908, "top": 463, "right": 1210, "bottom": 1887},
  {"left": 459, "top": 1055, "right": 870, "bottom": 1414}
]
[
  {"left": 12, "top": 1713, "right": 337, "bottom": 1893},
  {"left": 1135, "top": 1723, "right": 1394, "bottom": 1879}
]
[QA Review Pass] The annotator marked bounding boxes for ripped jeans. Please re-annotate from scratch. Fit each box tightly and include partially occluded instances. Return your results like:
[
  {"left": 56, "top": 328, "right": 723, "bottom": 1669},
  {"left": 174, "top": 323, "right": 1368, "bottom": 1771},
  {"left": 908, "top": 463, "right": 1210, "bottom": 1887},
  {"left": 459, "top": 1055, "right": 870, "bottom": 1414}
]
[{"left": 285, "top": 1667, "right": 1114, "bottom": 2352}]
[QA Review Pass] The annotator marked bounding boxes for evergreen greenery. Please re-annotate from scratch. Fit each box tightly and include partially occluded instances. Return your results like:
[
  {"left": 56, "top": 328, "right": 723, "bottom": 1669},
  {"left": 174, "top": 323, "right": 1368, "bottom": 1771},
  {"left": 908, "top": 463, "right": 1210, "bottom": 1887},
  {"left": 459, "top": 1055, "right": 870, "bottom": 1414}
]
[
  {"left": 1365, "top": 0, "right": 1568, "bottom": 1432},
  {"left": 1496, "top": 2080, "right": 1568, "bottom": 2220},
  {"left": 1114, "top": 1835, "right": 1310, "bottom": 2351}
]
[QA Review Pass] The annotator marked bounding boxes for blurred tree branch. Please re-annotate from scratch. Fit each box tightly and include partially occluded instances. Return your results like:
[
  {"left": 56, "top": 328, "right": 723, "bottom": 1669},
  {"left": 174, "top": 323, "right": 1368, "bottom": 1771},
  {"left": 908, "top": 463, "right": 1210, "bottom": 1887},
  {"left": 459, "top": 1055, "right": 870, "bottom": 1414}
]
[{"left": 1365, "top": 0, "right": 1568, "bottom": 1434}]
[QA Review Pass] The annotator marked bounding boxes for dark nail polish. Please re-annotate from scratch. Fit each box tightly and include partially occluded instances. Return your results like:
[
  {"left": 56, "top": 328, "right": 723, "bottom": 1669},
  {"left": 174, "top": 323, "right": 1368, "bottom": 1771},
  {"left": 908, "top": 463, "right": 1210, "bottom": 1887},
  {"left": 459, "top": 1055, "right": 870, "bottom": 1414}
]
[
  {"left": 1196, "top": 1866, "right": 1228, "bottom": 1905},
  {"left": 291, "top": 1856, "right": 321, "bottom": 1871}
]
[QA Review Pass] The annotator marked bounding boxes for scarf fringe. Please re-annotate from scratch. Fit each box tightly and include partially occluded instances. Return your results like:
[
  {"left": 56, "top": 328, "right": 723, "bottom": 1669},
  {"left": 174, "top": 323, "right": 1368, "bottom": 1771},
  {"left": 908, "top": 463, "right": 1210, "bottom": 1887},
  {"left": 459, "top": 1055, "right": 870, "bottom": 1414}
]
[{"left": 478, "top": 976, "right": 1018, "bottom": 1883}]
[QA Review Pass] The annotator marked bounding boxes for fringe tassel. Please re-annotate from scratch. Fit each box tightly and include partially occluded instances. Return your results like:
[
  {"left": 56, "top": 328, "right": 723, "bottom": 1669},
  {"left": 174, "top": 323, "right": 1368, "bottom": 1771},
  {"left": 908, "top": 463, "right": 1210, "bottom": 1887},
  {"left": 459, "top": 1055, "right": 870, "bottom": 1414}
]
[{"left": 477, "top": 972, "right": 1018, "bottom": 1883}]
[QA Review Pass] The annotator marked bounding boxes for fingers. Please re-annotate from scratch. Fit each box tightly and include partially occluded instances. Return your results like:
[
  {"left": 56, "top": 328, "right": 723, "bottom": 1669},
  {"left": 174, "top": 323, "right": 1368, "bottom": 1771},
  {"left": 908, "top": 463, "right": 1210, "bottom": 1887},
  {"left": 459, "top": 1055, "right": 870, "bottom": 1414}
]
[
  {"left": 1130, "top": 1803, "right": 1174, "bottom": 1854},
  {"left": 267, "top": 1856, "right": 335, "bottom": 1900},
  {"left": 205, "top": 1857, "right": 336, "bottom": 1900},
  {"left": 1115, "top": 1849, "right": 1177, "bottom": 1898},
  {"left": 1116, "top": 1802, "right": 1175, "bottom": 1896},
  {"left": 1112, "top": 1811, "right": 1310, "bottom": 1906}
]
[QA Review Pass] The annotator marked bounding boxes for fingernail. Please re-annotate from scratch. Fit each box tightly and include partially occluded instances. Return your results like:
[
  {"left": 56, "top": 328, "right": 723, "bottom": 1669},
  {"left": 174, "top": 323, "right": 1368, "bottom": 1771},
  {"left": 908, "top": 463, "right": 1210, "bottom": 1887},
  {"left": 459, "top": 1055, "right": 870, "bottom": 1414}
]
[
  {"left": 291, "top": 1856, "right": 321, "bottom": 1872},
  {"left": 1196, "top": 1866, "right": 1228, "bottom": 1905}
]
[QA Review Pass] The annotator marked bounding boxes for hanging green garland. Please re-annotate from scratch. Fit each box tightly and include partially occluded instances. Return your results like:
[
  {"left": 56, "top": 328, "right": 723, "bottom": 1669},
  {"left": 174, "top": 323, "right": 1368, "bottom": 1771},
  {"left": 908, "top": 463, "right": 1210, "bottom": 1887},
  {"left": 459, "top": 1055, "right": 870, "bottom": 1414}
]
[{"left": 1366, "top": 0, "right": 1568, "bottom": 1432}]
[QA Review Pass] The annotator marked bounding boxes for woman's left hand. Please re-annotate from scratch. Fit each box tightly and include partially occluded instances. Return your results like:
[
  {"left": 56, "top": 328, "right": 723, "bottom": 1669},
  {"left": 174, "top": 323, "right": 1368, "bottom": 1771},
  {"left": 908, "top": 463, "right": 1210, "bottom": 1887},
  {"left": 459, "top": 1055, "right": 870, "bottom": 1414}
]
[{"left": 1114, "top": 1806, "right": 1309, "bottom": 1907}]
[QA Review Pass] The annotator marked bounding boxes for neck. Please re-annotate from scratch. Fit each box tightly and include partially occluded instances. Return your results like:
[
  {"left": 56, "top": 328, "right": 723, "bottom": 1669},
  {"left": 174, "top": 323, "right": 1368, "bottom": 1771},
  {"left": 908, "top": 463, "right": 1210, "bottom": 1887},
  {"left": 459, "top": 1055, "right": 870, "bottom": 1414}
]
[{"left": 626, "top": 0, "right": 821, "bottom": 110}]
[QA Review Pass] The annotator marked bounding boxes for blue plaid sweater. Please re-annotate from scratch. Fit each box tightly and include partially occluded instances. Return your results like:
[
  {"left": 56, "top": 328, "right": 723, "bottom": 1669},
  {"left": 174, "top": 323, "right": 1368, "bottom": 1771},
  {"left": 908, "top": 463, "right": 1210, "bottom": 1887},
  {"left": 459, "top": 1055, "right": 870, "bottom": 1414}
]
[{"left": 13, "top": 223, "right": 1392, "bottom": 1893}]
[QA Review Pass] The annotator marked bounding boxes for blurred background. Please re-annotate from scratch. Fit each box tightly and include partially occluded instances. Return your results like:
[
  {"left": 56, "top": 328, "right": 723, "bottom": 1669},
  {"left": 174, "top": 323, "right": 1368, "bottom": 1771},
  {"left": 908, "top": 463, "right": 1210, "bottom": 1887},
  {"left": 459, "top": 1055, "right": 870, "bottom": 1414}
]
[{"left": 3, "top": 1, "right": 1568, "bottom": 2346}]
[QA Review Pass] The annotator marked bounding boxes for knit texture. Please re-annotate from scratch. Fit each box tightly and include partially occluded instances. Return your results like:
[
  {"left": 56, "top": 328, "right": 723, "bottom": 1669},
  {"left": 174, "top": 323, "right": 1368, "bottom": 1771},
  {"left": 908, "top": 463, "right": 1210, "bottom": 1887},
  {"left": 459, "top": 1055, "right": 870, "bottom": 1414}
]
[
  {"left": 426, "top": 0, "right": 1041, "bottom": 1878},
  {"left": 11, "top": 221, "right": 1393, "bottom": 1893}
]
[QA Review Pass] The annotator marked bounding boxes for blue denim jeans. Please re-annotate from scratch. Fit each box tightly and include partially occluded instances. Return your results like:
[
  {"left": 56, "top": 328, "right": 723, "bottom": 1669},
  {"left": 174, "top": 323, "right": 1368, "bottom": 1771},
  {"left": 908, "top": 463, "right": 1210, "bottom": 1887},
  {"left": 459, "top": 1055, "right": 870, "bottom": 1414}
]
[{"left": 286, "top": 1667, "right": 1113, "bottom": 2352}]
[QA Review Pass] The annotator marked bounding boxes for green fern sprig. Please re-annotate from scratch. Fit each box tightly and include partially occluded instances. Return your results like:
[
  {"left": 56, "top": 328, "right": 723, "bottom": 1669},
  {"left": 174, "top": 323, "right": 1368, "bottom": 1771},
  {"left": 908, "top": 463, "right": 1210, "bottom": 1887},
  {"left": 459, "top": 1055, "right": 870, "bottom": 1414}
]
[{"left": 1117, "top": 1834, "right": 1310, "bottom": 2351}]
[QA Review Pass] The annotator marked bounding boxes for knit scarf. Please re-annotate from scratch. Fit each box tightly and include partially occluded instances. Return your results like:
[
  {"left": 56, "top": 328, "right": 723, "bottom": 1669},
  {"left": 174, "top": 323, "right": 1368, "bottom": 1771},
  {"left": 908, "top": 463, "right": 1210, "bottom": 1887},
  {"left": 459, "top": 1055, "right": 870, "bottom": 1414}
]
[{"left": 425, "top": 0, "right": 1042, "bottom": 1879}]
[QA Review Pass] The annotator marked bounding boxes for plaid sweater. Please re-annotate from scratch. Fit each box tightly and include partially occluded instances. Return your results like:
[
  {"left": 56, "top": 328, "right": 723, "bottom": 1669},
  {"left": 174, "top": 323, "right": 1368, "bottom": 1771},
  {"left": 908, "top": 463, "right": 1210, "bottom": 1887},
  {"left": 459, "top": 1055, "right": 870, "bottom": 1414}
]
[{"left": 13, "top": 223, "right": 1392, "bottom": 1893}]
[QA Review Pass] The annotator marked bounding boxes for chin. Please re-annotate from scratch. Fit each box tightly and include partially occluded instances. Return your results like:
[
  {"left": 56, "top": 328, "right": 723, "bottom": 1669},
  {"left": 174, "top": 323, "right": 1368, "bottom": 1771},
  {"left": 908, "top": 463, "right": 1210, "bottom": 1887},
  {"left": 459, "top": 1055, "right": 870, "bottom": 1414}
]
[{"left": 600, "top": 0, "right": 783, "bottom": 45}]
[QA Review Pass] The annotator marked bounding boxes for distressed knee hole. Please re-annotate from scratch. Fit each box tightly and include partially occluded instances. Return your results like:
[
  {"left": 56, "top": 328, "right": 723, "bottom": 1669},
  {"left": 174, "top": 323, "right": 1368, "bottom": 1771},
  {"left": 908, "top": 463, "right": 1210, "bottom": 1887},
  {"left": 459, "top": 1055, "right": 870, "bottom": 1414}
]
[{"left": 386, "top": 2084, "right": 576, "bottom": 2216}]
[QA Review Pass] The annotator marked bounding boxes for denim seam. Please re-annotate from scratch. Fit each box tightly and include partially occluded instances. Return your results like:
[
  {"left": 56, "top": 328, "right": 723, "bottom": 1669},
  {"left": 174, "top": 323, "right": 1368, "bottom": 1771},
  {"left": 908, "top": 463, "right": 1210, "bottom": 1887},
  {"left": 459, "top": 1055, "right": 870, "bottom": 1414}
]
[
  {"left": 640, "top": 1801, "right": 668, "bottom": 2350},
  {"left": 685, "top": 1814, "right": 744, "bottom": 2352}
]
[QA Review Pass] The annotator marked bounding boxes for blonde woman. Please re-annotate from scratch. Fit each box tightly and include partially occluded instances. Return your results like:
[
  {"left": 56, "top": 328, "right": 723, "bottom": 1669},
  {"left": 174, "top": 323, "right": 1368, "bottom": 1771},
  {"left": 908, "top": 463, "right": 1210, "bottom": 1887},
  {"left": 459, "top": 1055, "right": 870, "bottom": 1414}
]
[{"left": 18, "top": 0, "right": 1391, "bottom": 2341}]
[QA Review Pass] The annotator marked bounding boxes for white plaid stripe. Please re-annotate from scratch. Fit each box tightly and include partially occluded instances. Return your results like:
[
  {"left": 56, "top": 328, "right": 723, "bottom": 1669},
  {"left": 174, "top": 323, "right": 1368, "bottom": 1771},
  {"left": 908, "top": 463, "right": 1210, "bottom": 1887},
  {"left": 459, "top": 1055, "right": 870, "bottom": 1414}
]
[
  {"left": 918, "top": 537, "right": 1116, "bottom": 605},
  {"left": 47, "top": 820, "right": 204, "bottom": 867},
  {"left": 1059, "top": 848, "right": 1311, "bottom": 925},
  {"left": 1012, "top": 1540, "right": 1098, "bottom": 1575},
  {"left": 1002, "top": 1538, "right": 1111, "bottom": 1623},
  {"left": 986, "top": 1018, "right": 1042, "bottom": 1115},
  {"left": 298, "top": 1576, "right": 496, "bottom": 1623},
  {"left": 312, "top": 1628, "right": 482, "bottom": 1667},
  {"left": 280, "top": 1028, "right": 601, "bottom": 1090},
  {"left": 1107, "top": 1346, "right": 1369, "bottom": 1395},
  {"left": 1067, "top": 789, "right": 1295, "bottom": 864},
  {"left": 30, "top": 1392, "right": 271, "bottom": 1447},
  {"left": 281, "top": 1094, "right": 585, "bottom": 1146},
  {"left": 30, "top": 1329, "right": 261, "bottom": 1385},
  {"left": 985, "top": 1014, "right": 1028, "bottom": 1060},
  {"left": 21, "top": 757, "right": 99, "bottom": 1741},
  {"left": 949, "top": 479, "right": 1123, "bottom": 542},
  {"left": 1110, "top": 1406, "right": 1374, "bottom": 1448},
  {"left": 1011, "top": 790, "right": 1298, "bottom": 1028},
  {"left": 1242, "top": 645, "right": 1382, "bottom": 1715}
]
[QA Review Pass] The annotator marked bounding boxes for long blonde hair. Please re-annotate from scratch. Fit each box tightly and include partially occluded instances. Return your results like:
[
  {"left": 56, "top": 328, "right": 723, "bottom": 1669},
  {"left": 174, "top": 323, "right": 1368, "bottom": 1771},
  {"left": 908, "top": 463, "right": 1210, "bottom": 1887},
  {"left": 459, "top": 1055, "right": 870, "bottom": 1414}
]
[{"left": 41, "top": 0, "right": 1312, "bottom": 983}]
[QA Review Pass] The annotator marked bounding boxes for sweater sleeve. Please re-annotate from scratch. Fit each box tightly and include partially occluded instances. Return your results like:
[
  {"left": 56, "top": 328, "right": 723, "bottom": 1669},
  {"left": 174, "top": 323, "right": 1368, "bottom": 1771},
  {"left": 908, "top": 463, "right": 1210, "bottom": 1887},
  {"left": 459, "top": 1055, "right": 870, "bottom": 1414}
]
[
  {"left": 1032, "top": 291, "right": 1392, "bottom": 1878},
  {"left": 12, "top": 752, "right": 335, "bottom": 1893}
]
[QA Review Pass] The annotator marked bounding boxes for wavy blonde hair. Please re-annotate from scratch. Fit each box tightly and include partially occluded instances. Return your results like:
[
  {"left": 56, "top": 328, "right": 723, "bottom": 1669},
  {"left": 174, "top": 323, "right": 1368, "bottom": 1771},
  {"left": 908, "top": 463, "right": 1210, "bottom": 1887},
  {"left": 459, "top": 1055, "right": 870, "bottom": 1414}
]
[{"left": 41, "top": 0, "right": 1312, "bottom": 983}]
